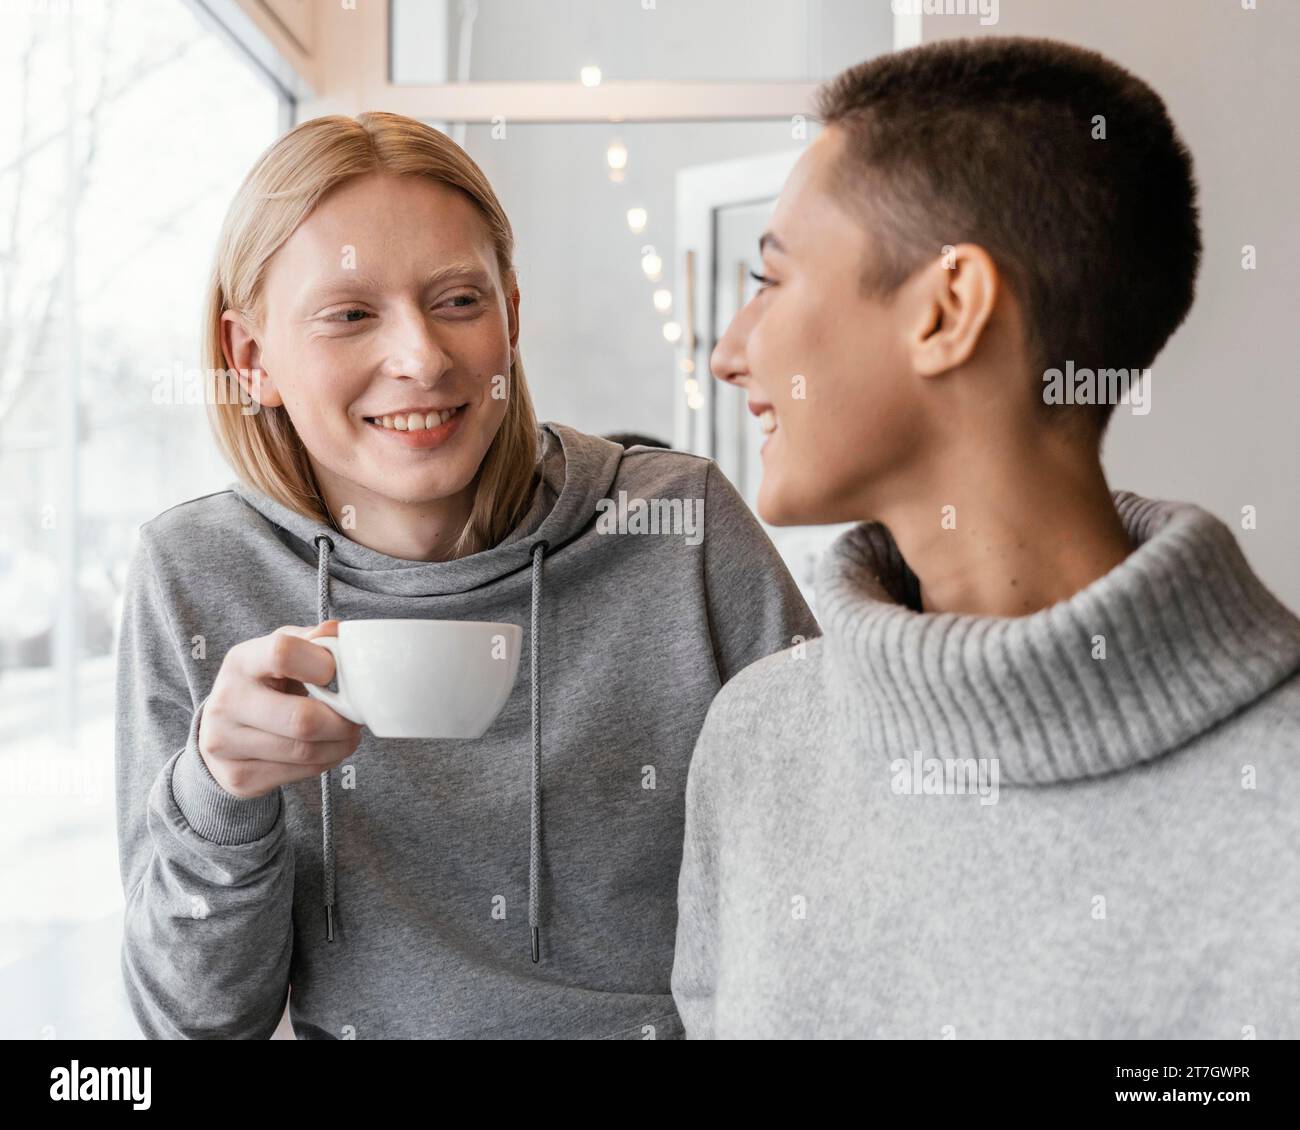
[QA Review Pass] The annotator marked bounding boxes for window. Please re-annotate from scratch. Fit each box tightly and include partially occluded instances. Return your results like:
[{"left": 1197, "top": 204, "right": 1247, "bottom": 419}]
[{"left": 0, "top": 0, "right": 288, "bottom": 1038}]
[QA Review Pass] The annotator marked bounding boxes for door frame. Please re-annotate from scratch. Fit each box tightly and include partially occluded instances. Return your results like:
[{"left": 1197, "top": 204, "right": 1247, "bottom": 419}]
[{"left": 673, "top": 149, "right": 802, "bottom": 461}]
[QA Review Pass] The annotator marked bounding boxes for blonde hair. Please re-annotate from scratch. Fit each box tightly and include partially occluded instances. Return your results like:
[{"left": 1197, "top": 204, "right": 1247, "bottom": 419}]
[{"left": 203, "top": 111, "right": 539, "bottom": 558}]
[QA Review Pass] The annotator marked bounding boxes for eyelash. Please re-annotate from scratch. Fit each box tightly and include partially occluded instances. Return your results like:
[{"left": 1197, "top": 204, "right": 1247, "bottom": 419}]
[
  {"left": 327, "top": 294, "right": 479, "bottom": 322},
  {"left": 749, "top": 269, "right": 775, "bottom": 289}
]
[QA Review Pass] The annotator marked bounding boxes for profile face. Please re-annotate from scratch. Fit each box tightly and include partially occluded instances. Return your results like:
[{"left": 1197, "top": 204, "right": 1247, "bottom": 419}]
[
  {"left": 709, "top": 127, "right": 922, "bottom": 526},
  {"left": 231, "top": 172, "right": 517, "bottom": 511}
]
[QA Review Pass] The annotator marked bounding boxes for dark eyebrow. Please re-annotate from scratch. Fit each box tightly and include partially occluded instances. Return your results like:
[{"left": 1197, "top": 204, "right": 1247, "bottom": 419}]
[{"left": 758, "top": 231, "right": 786, "bottom": 255}]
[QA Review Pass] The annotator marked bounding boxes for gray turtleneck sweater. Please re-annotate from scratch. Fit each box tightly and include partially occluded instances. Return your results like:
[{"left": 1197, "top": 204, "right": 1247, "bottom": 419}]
[{"left": 671, "top": 492, "right": 1300, "bottom": 1038}]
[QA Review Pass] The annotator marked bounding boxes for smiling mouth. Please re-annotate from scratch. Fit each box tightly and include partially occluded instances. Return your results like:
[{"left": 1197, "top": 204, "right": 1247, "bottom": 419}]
[{"left": 364, "top": 405, "right": 466, "bottom": 431}]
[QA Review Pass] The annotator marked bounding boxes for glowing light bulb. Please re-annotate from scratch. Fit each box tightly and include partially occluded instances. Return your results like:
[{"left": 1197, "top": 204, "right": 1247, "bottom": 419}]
[
  {"left": 662, "top": 321, "right": 682, "bottom": 344},
  {"left": 640, "top": 246, "right": 663, "bottom": 281},
  {"left": 606, "top": 139, "right": 628, "bottom": 172},
  {"left": 581, "top": 65, "right": 602, "bottom": 87},
  {"left": 626, "top": 207, "right": 648, "bottom": 234},
  {"left": 653, "top": 288, "right": 672, "bottom": 313}
]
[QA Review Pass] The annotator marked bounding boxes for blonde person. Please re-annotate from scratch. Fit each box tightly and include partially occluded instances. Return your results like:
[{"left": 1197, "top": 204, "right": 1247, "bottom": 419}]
[{"left": 114, "top": 112, "right": 817, "bottom": 1040}]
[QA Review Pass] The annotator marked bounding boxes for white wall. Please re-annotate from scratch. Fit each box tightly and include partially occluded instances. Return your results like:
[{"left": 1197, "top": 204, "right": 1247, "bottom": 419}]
[
  {"left": 452, "top": 1, "right": 892, "bottom": 442},
  {"left": 464, "top": 120, "right": 801, "bottom": 442},
  {"left": 923, "top": 0, "right": 1300, "bottom": 610}
]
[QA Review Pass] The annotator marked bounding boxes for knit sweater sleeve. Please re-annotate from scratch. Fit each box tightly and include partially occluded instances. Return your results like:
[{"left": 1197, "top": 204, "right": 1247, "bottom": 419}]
[
  {"left": 671, "top": 694, "right": 727, "bottom": 1038},
  {"left": 114, "top": 532, "right": 294, "bottom": 1039}
]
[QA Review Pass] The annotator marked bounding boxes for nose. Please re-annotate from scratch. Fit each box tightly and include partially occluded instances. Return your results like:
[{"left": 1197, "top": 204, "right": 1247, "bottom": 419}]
[
  {"left": 381, "top": 300, "right": 455, "bottom": 386},
  {"left": 710, "top": 295, "right": 756, "bottom": 388}
]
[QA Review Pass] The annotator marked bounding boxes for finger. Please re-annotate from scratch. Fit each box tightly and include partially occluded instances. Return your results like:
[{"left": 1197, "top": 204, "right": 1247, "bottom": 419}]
[
  {"left": 217, "top": 679, "right": 363, "bottom": 748},
  {"left": 267, "top": 622, "right": 334, "bottom": 640},
  {"left": 210, "top": 721, "right": 360, "bottom": 769},
  {"left": 280, "top": 622, "right": 340, "bottom": 694},
  {"left": 237, "top": 626, "right": 340, "bottom": 689},
  {"left": 216, "top": 750, "right": 359, "bottom": 799}
]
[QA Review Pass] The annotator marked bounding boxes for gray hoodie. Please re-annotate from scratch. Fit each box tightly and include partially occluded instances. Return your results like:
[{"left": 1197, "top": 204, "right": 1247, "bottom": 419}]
[{"left": 115, "top": 422, "right": 819, "bottom": 1039}]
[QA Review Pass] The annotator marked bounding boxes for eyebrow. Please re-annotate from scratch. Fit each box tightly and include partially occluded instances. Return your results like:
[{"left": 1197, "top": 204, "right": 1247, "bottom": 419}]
[
  {"left": 758, "top": 231, "right": 787, "bottom": 255},
  {"left": 299, "top": 261, "right": 491, "bottom": 308}
]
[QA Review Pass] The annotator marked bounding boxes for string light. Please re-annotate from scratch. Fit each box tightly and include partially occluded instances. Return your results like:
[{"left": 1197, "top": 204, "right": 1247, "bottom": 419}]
[{"left": 640, "top": 246, "right": 662, "bottom": 281}]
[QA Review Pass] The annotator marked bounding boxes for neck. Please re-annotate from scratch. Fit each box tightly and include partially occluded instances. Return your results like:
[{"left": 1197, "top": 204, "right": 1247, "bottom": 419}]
[
  {"left": 312, "top": 463, "right": 474, "bottom": 562},
  {"left": 871, "top": 431, "right": 1132, "bottom": 617}
]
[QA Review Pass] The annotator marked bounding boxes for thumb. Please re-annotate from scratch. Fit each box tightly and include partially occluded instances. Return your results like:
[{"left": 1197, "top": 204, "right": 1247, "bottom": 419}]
[{"left": 274, "top": 620, "right": 339, "bottom": 641}]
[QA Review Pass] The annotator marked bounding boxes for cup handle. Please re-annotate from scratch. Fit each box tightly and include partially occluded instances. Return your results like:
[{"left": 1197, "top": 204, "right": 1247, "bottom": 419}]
[{"left": 302, "top": 636, "right": 366, "bottom": 725}]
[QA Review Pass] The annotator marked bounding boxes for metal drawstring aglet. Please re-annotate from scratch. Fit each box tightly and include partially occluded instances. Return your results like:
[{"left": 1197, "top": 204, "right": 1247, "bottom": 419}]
[
  {"left": 531, "top": 927, "right": 540, "bottom": 963},
  {"left": 325, "top": 905, "right": 335, "bottom": 943}
]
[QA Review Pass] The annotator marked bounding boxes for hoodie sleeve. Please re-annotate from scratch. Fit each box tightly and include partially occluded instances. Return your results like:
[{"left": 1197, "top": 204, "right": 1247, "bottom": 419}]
[
  {"left": 114, "top": 533, "right": 294, "bottom": 1039},
  {"left": 701, "top": 460, "right": 820, "bottom": 683}
]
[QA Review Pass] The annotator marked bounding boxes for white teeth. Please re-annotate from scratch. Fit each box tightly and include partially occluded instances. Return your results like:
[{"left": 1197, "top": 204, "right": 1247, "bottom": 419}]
[
  {"left": 369, "top": 407, "right": 460, "bottom": 431},
  {"left": 759, "top": 408, "right": 777, "bottom": 436}
]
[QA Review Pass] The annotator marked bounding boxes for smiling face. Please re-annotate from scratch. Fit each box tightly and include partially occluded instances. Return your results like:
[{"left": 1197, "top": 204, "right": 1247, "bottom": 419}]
[
  {"left": 710, "top": 127, "right": 927, "bottom": 526},
  {"left": 223, "top": 172, "right": 516, "bottom": 517}
]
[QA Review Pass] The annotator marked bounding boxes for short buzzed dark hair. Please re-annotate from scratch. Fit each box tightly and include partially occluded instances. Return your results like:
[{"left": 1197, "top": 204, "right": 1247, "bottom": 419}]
[{"left": 816, "top": 37, "right": 1201, "bottom": 432}]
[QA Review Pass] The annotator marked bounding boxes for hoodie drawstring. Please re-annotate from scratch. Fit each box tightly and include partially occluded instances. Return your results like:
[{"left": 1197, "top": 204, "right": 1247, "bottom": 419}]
[
  {"left": 314, "top": 535, "right": 337, "bottom": 943},
  {"left": 528, "top": 539, "right": 548, "bottom": 963},
  {"left": 311, "top": 531, "right": 549, "bottom": 964}
]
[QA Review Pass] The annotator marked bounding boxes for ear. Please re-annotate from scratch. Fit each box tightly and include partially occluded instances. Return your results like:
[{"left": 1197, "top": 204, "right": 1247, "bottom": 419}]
[
  {"left": 221, "top": 308, "right": 283, "bottom": 408},
  {"left": 906, "top": 243, "right": 999, "bottom": 378}
]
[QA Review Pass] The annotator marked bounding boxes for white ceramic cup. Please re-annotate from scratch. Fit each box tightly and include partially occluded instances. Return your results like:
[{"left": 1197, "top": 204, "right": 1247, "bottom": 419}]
[{"left": 302, "top": 619, "right": 522, "bottom": 739}]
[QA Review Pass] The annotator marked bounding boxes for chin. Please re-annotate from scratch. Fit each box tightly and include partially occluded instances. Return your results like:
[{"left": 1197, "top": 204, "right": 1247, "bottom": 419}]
[
  {"left": 419, "top": 462, "right": 481, "bottom": 498},
  {"left": 759, "top": 475, "right": 847, "bottom": 527},
  {"left": 757, "top": 481, "right": 817, "bottom": 527},
  {"left": 377, "top": 462, "right": 480, "bottom": 504}
]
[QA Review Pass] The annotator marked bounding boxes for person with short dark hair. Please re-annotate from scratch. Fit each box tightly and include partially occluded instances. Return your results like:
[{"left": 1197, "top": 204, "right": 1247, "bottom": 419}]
[{"left": 671, "top": 37, "right": 1300, "bottom": 1039}]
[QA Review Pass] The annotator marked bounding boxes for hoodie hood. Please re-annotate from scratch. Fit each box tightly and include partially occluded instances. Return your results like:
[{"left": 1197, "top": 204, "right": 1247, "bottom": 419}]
[
  {"left": 228, "top": 422, "right": 625, "bottom": 961},
  {"left": 230, "top": 422, "right": 624, "bottom": 596}
]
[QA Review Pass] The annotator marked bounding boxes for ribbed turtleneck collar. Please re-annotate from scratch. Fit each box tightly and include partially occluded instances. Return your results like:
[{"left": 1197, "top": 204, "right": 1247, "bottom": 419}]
[{"left": 815, "top": 491, "right": 1300, "bottom": 785}]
